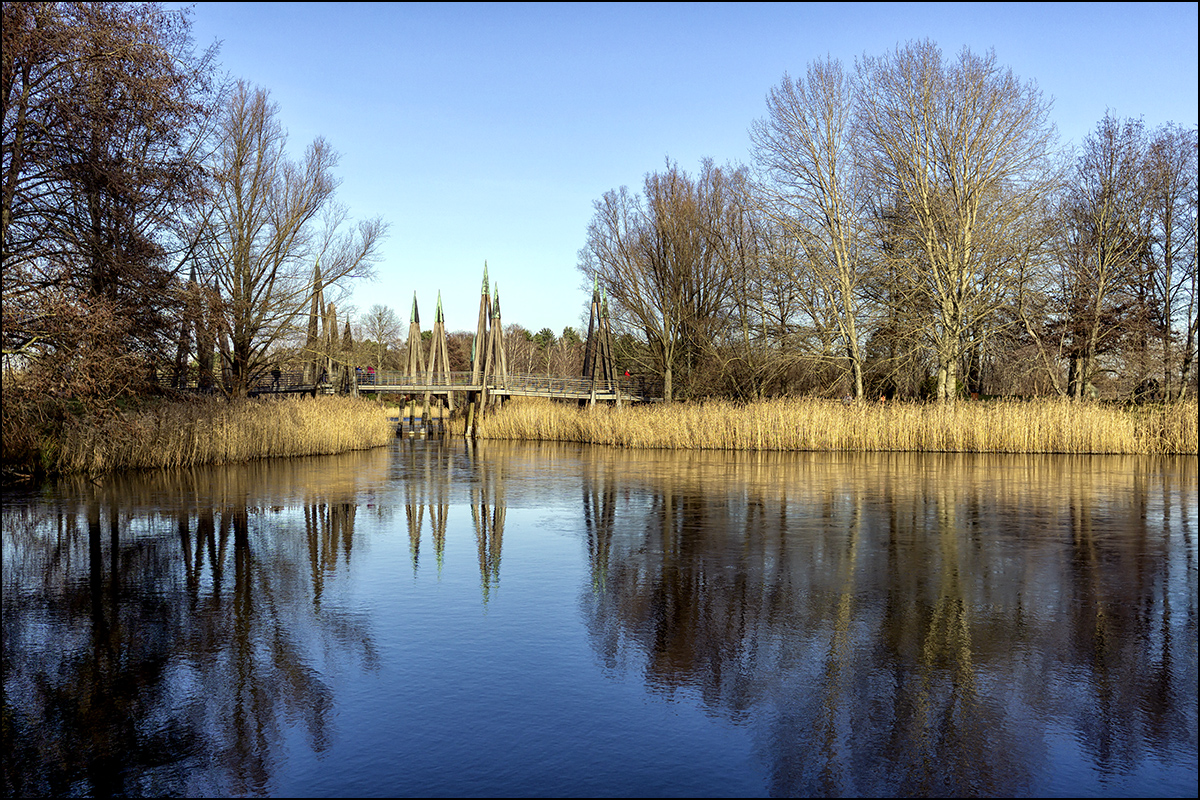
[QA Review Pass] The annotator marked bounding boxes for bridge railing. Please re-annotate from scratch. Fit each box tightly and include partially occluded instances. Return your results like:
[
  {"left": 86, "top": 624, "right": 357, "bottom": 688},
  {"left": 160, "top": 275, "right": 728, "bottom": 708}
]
[
  {"left": 362, "top": 371, "right": 478, "bottom": 387},
  {"left": 249, "top": 369, "right": 322, "bottom": 393},
  {"left": 359, "top": 370, "right": 662, "bottom": 399},
  {"left": 158, "top": 366, "right": 320, "bottom": 394},
  {"left": 161, "top": 365, "right": 663, "bottom": 400},
  {"left": 497, "top": 373, "right": 659, "bottom": 398}
]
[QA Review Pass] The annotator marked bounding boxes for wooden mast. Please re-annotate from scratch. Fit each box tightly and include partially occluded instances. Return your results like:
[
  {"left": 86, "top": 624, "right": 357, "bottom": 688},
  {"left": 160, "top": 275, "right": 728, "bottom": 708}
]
[
  {"left": 601, "top": 288, "right": 619, "bottom": 405},
  {"left": 466, "top": 264, "right": 491, "bottom": 437},
  {"left": 304, "top": 260, "right": 323, "bottom": 385},
  {"left": 342, "top": 319, "right": 356, "bottom": 396},
  {"left": 582, "top": 277, "right": 599, "bottom": 384},
  {"left": 405, "top": 293, "right": 427, "bottom": 428},
  {"left": 426, "top": 291, "right": 454, "bottom": 427},
  {"left": 324, "top": 301, "right": 338, "bottom": 393},
  {"left": 483, "top": 285, "right": 508, "bottom": 410},
  {"left": 582, "top": 279, "right": 616, "bottom": 405}
]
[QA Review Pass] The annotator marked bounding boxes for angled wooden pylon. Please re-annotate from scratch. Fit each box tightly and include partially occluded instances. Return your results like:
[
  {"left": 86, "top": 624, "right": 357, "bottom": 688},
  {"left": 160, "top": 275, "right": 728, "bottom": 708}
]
[
  {"left": 427, "top": 291, "right": 452, "bottom": 401},
  {"left": 325, "top": 301, "right": 339, "bottom": 392},
  {"left": 599, "top": 288, "right": 615, "bottom": 385},
  {"left": 601, "top": 288, "right": 619, "bottom": 404},
  {"left": 342, "top": 319, "right": 357, "bottom": 396},
  {"left": 483, "top": 285, "right": 508, "bottom": 409},
  {"left": 172, "top": 263, "right": 197, "bottom": 389},
  {"left": 466, "top": 264, "right": 491, "bottom": 436},
  {"left": 406, "top": 293, "right": 427, "bottom": 426},
  {"left": 406, "top": 293, "right": 426, "bottom": 378},
  {"left": 470, "top": 263, "right": 490, "bottom": 383},
  {"left": 582, "top": 277, "right": 599, "bottom": 381},
  {"left": 582, "top": 280, "right": 616, "bottom": 404},
  {"left": 304, "top": 259, "right": 324, "bottom": 385}
]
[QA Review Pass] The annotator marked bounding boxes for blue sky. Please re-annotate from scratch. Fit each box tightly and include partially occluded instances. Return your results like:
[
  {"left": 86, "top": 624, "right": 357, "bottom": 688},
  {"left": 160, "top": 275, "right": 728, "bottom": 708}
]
[{"left": 177, "top": 1, "right": 1198, "bottom": 336}]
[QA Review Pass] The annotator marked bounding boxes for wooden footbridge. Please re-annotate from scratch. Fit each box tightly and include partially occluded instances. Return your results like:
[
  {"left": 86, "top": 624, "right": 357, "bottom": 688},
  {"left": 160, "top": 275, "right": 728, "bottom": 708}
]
[
  {"left": 234, "top": 266, "right": 662, "bottom": 434},
  {"left": 354, "top": 370, "right": 659, "bottom": 403},
  {"left": 246, "top": 369, "right": 660, "bottom": 404}
]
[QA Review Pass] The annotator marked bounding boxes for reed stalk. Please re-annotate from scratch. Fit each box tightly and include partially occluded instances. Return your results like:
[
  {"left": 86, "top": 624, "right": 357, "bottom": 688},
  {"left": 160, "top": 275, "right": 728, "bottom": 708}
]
[
  {"left": 55, "top": 396, "right": 395, "bottom": 475},
  {"left": 475, "top": 397, "right": 1198, "bottom": 455}
]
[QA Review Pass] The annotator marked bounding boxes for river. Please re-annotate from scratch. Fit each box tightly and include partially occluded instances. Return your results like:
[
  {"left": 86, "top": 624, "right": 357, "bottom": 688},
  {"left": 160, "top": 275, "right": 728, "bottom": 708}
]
[{"left": 3, "top": 439, "right": 1196, "bottom": 797}]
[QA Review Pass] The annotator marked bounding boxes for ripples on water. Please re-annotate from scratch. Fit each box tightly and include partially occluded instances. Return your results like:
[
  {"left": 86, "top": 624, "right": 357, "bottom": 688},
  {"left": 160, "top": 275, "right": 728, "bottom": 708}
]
[{"left": 2, "top": 440, "right": 1197, "bottom": 797}]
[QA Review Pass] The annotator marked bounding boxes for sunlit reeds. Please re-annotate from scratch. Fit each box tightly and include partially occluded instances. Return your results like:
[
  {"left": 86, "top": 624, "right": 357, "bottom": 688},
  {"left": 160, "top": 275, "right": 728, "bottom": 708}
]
[
  {"left": 56, "top": 396, "right": 395, "bottom": 474},
  {"left": 475, "top": 397, "right": 1198, "bottom": 455}
]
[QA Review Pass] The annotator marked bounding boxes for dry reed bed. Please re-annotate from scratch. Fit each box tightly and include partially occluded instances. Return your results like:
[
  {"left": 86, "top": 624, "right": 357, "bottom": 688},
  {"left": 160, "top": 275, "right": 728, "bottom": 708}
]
[
  {"left": 476, "top": 397, "right": 1198, "bottom": 455},
  {"left": 57, "top": 396, "right": 395, "bottom": 474}
]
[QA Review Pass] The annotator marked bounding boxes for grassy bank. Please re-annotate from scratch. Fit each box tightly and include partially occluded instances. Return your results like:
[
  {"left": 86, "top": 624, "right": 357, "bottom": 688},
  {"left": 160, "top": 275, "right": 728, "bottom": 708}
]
[
  {"left": 475, "top": 397, "right": 1198, "bottom": 455},
  {"left": 44, "top": 396, "right": 395, "bottom": 475}
]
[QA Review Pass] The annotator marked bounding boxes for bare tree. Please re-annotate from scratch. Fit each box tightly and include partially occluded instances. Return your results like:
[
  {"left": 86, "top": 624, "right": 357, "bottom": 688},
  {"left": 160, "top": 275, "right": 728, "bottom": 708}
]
[
  {"left": 2, "top": 1, "right": 219, "bottom": 389},
  {"left": 856, "top": 41, "right": 1059, "bottom": 402},
  {"left": 1007, "top": 195, "right": 1070, "bottom": 396},
  {"left": 706, "top": 169, "right": 811, "bottom": 399},
  {"left": 1143, "top": 123, "right": 1198, "bottom": 399},
  {"left": 361, "top": 303, "right": 400, "bottom": 376},
  {"left": 1053, "top": 114, "right": 1150, "bottom": 399},
  {"left": 200, "top": 82, "right": 385, "bottom": 396},
  {"left": 751, "top": 58, "right": 874, "bottom": 398},
  {"left": 504, "top": 324, "right": 537, "bottom": 375},
  {"left": 578, "top": 159, "right": 741, "bottom": 401},
  {"left": 552, "top": 326, "right": 585, "bottom": 377}
]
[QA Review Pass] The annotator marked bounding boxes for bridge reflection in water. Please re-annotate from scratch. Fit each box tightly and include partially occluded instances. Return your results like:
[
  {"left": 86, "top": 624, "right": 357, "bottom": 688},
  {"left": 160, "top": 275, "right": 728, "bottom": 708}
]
[{"left": 3, "top": 441, "right": 1195, "bottom": 797}]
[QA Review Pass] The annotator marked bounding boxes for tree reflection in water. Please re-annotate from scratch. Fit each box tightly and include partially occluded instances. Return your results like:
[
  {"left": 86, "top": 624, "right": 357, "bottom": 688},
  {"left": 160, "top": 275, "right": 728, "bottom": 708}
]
[
  {"left": 4, "top": 441, "right": 1195, "bottom": 797},
  {"left": 575, "top": 450, "right": 1197, "bottom": 797},
  {"left": 2, "top": 450, "right": 386, "bottom": 797}
]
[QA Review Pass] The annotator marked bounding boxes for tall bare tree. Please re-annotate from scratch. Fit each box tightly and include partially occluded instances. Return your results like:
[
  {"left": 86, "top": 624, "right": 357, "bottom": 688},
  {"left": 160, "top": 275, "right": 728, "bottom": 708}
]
[
  {"left": 2, "top": 1, "right": 219, "bottom": 391},
  {"left": 1053, "top": 114, "right": 1150, "bottom": 398},
  {"left": 1143, "top": 123, "right": 1198, "bottom": 399},
  {"left": 200, "top": 82, "right": 385, "bottom": 396},
  {"left": 579, "top": 159, "right": 741, "bottom": 401},
  {"left": 856, "top": 41, "right": 1059, "bottom": 402},
  {"left": 751, "top": 58, "right": 874, "bottom": 398}
]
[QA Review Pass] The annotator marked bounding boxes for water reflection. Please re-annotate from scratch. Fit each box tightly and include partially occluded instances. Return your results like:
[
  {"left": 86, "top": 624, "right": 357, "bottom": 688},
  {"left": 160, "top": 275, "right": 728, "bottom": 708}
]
[
  {"left": 572, "top": 449, "right": 1198, "bottom": 796},
  {"left": 3, "top": 442, "right": 1196, "bottom": 797},
  {"left": 398, "top": 439, "right": 505, "bottom": 600},
  {"left": 3, "top": 452, "right": 387, "bottom": 797}
]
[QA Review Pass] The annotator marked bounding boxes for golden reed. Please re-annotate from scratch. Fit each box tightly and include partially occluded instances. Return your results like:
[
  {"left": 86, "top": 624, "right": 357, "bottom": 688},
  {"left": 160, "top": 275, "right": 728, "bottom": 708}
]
[
  {"left": 475, "top": 397, "right": 1198, "bottom": 455},
  {"left": 56, "top": 396, "right": 395, "bottom": 474}
]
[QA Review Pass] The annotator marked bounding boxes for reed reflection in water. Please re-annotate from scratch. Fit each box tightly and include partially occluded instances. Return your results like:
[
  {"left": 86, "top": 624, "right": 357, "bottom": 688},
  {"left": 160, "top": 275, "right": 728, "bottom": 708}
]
[{"left": 3, "top": 439, "right": 1196, "bottom": 797}]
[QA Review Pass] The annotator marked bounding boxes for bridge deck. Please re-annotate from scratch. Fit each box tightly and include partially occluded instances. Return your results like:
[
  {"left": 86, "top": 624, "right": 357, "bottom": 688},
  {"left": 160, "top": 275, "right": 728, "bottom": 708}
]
[{"left": 231, "top": 370, "right": 662, "bottom": 402}]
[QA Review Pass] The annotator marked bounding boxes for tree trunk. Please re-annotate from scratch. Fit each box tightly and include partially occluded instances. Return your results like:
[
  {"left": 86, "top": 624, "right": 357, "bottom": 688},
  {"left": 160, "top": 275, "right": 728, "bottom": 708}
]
[
  {"left": 847, "top": 343, "right": 864, "bottom": 399},
  {"left": 1067, "top": 353, "right": 1089, "bottom": 400}
]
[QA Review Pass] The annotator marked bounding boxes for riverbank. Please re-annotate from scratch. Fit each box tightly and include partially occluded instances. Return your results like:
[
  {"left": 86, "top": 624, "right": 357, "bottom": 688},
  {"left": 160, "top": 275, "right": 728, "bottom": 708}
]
[
  {"left": 475, "top": 397, "right": 1199, "bottom": 455},
  {"left": 5, "top": 395, "right": 395, "bottom": 478}
]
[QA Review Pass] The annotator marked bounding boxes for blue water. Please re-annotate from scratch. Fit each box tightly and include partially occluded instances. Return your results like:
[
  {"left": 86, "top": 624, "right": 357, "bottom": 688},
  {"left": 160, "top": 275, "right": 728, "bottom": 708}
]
[{"left": 3, "top": 440, "right": 1197, "bottom": 797}]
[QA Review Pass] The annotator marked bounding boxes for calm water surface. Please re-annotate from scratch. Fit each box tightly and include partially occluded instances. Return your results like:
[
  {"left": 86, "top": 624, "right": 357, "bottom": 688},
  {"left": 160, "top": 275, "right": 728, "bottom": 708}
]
[{"left": 3, "top": 439, "right": 1197, "bottom": 797}]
